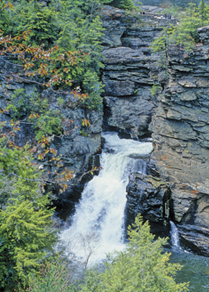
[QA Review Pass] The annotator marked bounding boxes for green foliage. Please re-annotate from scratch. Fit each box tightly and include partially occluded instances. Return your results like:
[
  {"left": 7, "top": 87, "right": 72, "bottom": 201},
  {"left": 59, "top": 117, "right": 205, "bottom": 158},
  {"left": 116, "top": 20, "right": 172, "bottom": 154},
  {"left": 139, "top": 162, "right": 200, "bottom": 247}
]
[
  {"left": 0, "top": 0, "right": 111, "bottom": 110},
  {"left": 199, "top": 0, "right": 207, "bottom": 26},
  {"left": 151, "top": 83, "right": 162, "bottom": 96},
  {"left": 6, "top": 88, "right": 30, "bottom": 119},
  {"left": 21, "top": 215, "right": 189, "bottom": 292},
  {"left": 152, "top": 0, "right": 209, "bottom": 53},
  {"left": 27, "top": 256, "right": 78, "bottom": 292},
  {"left": 82, "top": 70, "right": 103, "bottom": 110},
  {"left": 0, "top": 1, "right": 12, "bottom": 35},
  {"left": 161, "top": 4, "right": 182, "bottom": 21},
  {"left": 80, "top": 215, "right": 189, "bottom": 292},
  {"left": 109, "top": 0, "right": 136, "bottom": 10},
  {"left": 51, "top": 0, "right": 106, "bottom": 109},
  {"left": 0, "top": 145, "right": 57, "bottom": 290},
  {"left": 6, "top": 88, "right": 64, "bottom": 140},
  {"left": 3, "top": 0, "right": 58, "bottom": 48},
  {"left": 35, "top": 109, "right": 63, "bottom": 141}
]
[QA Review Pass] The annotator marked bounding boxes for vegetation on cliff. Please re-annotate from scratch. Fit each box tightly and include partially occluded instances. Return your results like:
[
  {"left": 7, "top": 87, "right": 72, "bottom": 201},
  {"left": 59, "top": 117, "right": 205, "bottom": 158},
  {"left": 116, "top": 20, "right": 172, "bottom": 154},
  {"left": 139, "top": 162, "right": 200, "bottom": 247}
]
[
  {"left": 152, "top": 0, "right": 209, "bottom": 53},
  {"left": 0, "top": 142, "right": 57, "bottom": 290}
]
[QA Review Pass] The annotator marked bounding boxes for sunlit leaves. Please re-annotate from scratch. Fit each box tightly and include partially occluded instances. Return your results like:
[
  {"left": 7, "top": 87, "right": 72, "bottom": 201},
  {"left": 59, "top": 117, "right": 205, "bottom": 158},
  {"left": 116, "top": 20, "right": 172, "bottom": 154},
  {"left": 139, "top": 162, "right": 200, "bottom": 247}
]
[{"left": 81, "top": 118, "right": 91, "bottom": 128}]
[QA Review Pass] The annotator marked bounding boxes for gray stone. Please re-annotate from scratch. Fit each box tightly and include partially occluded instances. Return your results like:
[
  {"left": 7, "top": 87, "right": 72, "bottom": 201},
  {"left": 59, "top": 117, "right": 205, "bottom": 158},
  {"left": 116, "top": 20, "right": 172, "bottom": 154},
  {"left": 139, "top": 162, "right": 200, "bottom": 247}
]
[
  {"left": 126, "top": 172, "right": 171, "bottom": 224},
  {"left": 104, "top": 80, "right": 135, "bottom": 96}
]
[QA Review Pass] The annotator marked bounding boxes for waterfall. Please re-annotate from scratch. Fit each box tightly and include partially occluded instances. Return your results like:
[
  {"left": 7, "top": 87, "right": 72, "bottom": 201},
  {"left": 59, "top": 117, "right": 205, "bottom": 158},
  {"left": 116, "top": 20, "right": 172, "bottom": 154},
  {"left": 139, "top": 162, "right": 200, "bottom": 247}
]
[
  {"left": 58, "top": 132, "right": 153, "bottom": 265},
  {"left": 170, "top": 221, "right": 181, "bottom": 249}
]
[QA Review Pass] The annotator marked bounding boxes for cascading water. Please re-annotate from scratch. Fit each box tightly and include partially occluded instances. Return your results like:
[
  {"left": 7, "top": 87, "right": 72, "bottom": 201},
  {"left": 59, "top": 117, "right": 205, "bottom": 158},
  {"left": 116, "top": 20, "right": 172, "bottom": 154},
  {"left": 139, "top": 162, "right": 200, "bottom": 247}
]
[
  {"left": 170, "top": 221, "right": 181, "bottom": 249},
  {"left": 58, "top": 132, "right": 153, "bottom": 265}
]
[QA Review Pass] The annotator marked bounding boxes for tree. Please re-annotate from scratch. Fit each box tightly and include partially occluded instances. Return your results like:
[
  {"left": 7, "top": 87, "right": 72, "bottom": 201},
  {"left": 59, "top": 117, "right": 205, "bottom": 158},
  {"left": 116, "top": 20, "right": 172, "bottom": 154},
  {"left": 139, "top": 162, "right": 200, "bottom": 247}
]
[
  {"left": 152, "top": 0, "right": 209, "bottom": 54},
  {"left": 80, "top": 215, "right": 189, "bottom": 292},
  {"left": 108, "top": 0, "right": 136, "bottom": 10},
  {"left": 0, "top": 144, "right": 57, "bottom": 291},
  {"left": 26, "top": 255, "right": 78, "bottom": 292},
  {"left": 199, "top": 0, "right": 207, "bottom": 26}
]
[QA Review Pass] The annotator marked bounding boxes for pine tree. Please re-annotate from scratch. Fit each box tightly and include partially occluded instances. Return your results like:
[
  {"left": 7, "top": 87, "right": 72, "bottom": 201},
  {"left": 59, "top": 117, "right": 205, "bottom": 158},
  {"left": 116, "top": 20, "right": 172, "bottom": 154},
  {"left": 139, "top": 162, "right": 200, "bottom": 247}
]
[
  {"left": 80, "top": 215, "right": 189, "bottom": 292},
  {"left": 0, "top": 145, "right": 57, "bottom": 290},
  {"left": 152, "top": 1, "right": 209, "bottom": 54},
  {"left": 199, "top": 0, "right": 207, "bottom": 26}
]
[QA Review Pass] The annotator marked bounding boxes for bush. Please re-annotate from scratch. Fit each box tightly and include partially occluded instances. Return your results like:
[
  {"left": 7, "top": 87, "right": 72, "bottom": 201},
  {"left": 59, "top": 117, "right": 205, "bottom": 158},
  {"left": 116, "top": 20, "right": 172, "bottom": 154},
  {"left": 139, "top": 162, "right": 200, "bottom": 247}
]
[
  {"left": 27, "top": 256, "right": 78, "bottom": 292},
  {"left": 152, "top": 0, "right": 209, "bottom": 53},
  {"left": 25, "top": 215, "right": 189, "bottom": 292},
  {"left": 80, "top": 215, "right": 189, "bottom": 292},
  {"left": 109, "top": 0, "right": 136, "bottom": 10},
  {"left": 0, "top": 146, "right": 57, "bottom": 290}
]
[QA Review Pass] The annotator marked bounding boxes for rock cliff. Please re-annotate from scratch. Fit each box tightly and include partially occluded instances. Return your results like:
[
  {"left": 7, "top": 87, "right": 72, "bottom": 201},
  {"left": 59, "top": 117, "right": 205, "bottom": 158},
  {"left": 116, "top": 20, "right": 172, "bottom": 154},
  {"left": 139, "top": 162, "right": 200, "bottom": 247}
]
[
  {"left": 151, "top": 31, "right": 209, "bottom": 254},
  {"left": 101, "top": 5, "right": 174, "bottom": 138},
  {"left": 101, "top": 6, "right": 209, "bottom": 255}
]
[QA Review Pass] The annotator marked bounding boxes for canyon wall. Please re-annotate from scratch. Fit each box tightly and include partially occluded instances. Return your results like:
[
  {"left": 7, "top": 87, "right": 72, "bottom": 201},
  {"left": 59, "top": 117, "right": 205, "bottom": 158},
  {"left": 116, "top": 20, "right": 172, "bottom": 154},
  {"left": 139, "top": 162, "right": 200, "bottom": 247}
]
[
  {"left": 101, "top": 6, "right": 209, "bottom": 255},
  {"left": 101, "top": 5, "right": 173, "bottom": 138},
  {"left": 151, "top": 29, "right": 209, "bottom": 254}
]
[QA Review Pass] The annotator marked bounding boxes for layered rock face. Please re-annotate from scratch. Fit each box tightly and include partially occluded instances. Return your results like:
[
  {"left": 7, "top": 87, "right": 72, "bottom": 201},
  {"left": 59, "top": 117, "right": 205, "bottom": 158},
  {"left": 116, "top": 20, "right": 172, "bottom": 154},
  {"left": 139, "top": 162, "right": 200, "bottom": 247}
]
[
  {"left": 151, "top": 30, "right": 209, "bottom": 254},
  {"left": 101, "top": 5, "right": 174, "bottom": 138},
  {"left": 101, "top": 6, "right": 209, "bottom": 254}
]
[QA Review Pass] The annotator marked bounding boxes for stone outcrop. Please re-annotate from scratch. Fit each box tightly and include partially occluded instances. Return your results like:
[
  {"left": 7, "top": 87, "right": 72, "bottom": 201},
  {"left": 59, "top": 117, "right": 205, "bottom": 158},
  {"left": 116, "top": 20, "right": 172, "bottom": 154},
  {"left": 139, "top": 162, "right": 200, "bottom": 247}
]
[
  {"left": 101, "top": 6, "right": 209, "bottom": 254},
  {"left": 178, "top": 224, "right": 209, "bottom": 255},
  {"left": 101, "top": 5, "right": 175, "bottom": 138},
  {"left": 150, "top": 31, "right": 209, "bottom": 254}
]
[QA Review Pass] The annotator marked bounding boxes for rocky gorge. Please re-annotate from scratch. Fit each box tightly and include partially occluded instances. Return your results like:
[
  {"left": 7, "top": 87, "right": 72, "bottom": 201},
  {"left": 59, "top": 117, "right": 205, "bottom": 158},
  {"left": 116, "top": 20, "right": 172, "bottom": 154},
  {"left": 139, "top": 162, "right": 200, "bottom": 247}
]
[
  {"left": 1, "top": 4, "right": 209, "bottom": 255},
  {"left": 101, "top": 5, "right": 209, "bottom": 255}
]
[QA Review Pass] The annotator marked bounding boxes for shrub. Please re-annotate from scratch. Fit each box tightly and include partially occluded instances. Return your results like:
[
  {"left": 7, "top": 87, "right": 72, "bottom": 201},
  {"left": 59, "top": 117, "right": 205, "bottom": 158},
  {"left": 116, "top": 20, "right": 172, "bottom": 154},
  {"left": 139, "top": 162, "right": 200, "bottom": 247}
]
[
  {"left": 108, "top": 0, "right": 136, "bottom": 10},
  {"left": 0, "top": 146, "right": 57, "bottom": 290},
  {"left": 80, "top": 215, "right": 189, "bottom": 292}
]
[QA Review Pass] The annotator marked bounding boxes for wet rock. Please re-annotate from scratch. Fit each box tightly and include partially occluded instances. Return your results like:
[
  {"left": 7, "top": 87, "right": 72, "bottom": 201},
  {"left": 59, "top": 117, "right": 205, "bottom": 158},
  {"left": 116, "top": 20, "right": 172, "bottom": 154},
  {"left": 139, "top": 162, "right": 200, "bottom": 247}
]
[
  {"left": 104, "top": 95, "right": 153, "bottom": 138},
  {"left": 178, "top": 224, "right": 209, "bottom": 256},
  {"left": 104, "top": 80, "right": 135, "bottom": 96},
  {"left": 197, "top": 26, "right": 209, "bottom": 45},
  {"left": 125, "top": 172, "right": 171, "bottom": 225}
]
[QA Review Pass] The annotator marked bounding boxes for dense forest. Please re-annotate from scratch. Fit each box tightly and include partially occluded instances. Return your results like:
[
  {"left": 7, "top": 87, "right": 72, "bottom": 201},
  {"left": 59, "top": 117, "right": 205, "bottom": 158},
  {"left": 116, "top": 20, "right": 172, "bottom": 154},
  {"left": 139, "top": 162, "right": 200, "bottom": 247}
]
[{"left": 1, "top": 0, "right": 209, "bottom": 290}]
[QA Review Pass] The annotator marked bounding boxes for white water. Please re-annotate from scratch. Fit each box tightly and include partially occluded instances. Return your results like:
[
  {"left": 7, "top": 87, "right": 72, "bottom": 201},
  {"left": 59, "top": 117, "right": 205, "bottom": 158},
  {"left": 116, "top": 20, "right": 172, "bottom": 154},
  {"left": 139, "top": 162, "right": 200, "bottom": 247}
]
[
  {"left": 170, "top": 221, "right": 181, "bottom": 248},
  {"left": 59, "top": 132, "right": 153, "bottom": 265}
]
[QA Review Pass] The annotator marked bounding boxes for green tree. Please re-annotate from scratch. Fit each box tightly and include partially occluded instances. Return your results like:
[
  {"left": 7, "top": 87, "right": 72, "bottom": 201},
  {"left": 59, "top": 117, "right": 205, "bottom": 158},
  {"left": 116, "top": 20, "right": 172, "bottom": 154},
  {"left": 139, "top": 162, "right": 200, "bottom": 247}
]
[
  {"left": 0, "top": 144, "right": 57, "bottom": 291},
  {"left": 80, "top": 215, "right": 189, "bottom": 292},
  {"left": 108, "top": 0, "right": 136, "bottom": 10},
  {"left": 152, "top": 1, "right": 209, "bottom": 54},
  {"left": 27, "top": 256, "right": 78, "bottom": 292},
  {"left": 199, "top": 0, "right": 209, "bottom": 26}
]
